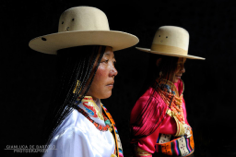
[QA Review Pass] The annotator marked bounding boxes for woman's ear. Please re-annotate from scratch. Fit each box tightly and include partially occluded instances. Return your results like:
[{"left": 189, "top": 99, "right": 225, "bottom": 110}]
[{"left": 156, "top": 58, "right": 162, "bottom": 66}]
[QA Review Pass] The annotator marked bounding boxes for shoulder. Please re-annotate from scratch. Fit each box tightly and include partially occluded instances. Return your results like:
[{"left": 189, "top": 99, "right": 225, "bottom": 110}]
[
  {"left": 45, "top": 110, "right": 93, "bottom": 152},
  {"left": 135, "top": 87, "right": 166, "bottom": 107},
  {"left": 131, "top": 87, "right": 167, "bottom": 119},
  {"left": 43, "top": 111, "right": 90, "bottom": 157},
  {"left": 50, "top": 109, "right": 91, "bottom": 141}
]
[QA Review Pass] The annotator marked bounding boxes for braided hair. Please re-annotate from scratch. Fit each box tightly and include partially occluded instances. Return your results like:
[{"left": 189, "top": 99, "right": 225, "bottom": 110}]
[
  {"left": 131, "top": 53, "right": 179, "bottom": 139},
  {"left": 42, "top": 45, "right": 106, "bottom": 144}
]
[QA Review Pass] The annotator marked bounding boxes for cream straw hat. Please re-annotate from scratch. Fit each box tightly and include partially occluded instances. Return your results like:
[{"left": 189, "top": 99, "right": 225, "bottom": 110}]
[
  {"left": 136, "top": 26, "right": 205, "bottom": 60},
  {"left": 29, "top": 6, "right": 139, "bottom": 54}
]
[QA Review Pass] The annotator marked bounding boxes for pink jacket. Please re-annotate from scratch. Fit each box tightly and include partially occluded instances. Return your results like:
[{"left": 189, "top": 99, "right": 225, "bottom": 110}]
[{"left": 130, "top": 80, "right": 189, "bottom": 156}]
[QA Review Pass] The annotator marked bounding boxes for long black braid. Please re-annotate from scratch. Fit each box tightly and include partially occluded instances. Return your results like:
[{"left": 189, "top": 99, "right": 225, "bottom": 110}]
[{"left": 42, "top": 45, "right": 106, "bottom": 145}]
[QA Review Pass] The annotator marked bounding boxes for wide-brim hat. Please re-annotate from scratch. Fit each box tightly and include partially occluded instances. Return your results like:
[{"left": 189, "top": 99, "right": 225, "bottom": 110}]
[
  {"left": 136, "top": 26, "right": 205, "bottom": 60},
  {"left": 29, "top": 6, "right": 139, "bottom": 54}
]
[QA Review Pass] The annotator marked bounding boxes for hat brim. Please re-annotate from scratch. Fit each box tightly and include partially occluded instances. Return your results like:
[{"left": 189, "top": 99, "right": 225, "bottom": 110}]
[
  {"left": 29, "top": 30, "right": 139, "bottom": 54},
  {"left": 136, "top": 47, "right": 205, "bottom": 60}
]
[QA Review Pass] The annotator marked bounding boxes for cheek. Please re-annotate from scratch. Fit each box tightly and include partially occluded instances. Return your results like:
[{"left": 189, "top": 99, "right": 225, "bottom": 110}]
[
  {"left": 94, "top": 66, "right": 107, "bottom": 82},
  {"left": 174, "top": 67, "right": 181, "bottom": 74},
  {"left": 88, "top": 65, "right": 111, "bottom": 99},
  {"left": 172, "top": 69, "right": 179, "bottom": 81},
  {"left": 91, "top": 65, "right": 108, "bottom": 89}
]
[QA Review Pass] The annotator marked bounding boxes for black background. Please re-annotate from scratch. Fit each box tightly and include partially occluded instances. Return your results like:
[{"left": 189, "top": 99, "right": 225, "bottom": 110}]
[{"left": 2, "top": 0, "right": 236, "bottom": 156}]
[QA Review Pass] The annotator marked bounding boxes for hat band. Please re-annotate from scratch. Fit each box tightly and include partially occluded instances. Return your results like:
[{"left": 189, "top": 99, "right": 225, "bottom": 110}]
[{"left": 151, "top": 44, "right": 187, "bottom": 55}]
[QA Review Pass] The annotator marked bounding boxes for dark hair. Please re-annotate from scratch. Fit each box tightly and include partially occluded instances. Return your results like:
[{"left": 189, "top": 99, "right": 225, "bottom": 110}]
[
  {"left": 42, "top": 45, "right": 106, "bottom": 144},
  {"left": 139, "top": 53, "right": 179, "bottom": 97}
]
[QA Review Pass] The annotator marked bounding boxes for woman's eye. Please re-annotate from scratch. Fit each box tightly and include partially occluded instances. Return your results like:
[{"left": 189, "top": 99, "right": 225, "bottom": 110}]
[
  {"left": 177, "top": 64, "right": 183, "bottom": 68},
  {"left": 102, "top": 59, "right": 109, "bottom": 63}
]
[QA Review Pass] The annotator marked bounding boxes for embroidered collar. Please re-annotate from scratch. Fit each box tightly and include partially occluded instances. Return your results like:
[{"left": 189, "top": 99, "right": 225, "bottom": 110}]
[
  {"left": 76, "top": 96, "right": 104, "bottom": 120},
  {"left": 156, "top": 78, "right": 182, "bottom": 97},
  {"left": 156, "top": 78, "right": 185, "bottom": 123}
]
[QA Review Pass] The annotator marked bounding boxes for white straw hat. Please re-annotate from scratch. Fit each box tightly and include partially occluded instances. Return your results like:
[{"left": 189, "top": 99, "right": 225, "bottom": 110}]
[
  {"left": 29, "top": 6, "right": 139, "bottom": 54},
  {"left": 136, "top": 26, "right": 205, "bottom": 60}
]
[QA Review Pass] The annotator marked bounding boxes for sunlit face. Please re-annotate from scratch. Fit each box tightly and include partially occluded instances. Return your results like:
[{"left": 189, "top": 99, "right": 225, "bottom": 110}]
[
  {"left": 86, "top": 46, "right": 118, "bottom": 100},
  {"left": 172, "top": 58, "right": 186, "bottom": 83}
]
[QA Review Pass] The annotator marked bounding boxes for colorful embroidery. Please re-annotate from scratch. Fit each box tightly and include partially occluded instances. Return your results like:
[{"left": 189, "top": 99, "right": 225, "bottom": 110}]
[
  {"left": 156, "top": 78, "right": 194, "bottom": 138},
  {"left": 153, "top": 78, "right": 195, "bottom": 156},
  {"left": 74, "top": 97, "right": 124, "bottom": 157},
  {"left": 156, "top": 78, "right": 185, "bottom": 124},
  {"left": 74, "top": 106, "right": 110, "bottom": 131},
  {"left": 135, "top": 146, "right": 152, "bottom": 156},
  {"left": 79, "top": 96, "right": 104, "bottom": 120},
  {"left": 103, "top": 105, "right": 124, "bottom": 157},
  {"left": 83, "top": 101, "right": 98, "bottom": 117},
  {"left": 155, "top": 130, "right": 195, "bottom": 156}
]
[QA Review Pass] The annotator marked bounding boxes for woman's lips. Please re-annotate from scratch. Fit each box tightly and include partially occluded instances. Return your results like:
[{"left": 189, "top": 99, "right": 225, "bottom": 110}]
[
  {"left": 175, "top": 75, "right": 182, "bottom": 79},
  {"left": 106, "top": 82, "right": 114, "bottom": 88}
]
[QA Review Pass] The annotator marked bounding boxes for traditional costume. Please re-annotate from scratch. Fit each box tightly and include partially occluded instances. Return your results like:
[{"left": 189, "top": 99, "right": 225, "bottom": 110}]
[
  {"left": 29, "top": 6, "right": 139, "bottom": 157},
  {"left": 130, "top": 26, "right": 205, "bottom": 157},
  {"left": 43, "top": 96, "right": 123, "bottom": 157}
]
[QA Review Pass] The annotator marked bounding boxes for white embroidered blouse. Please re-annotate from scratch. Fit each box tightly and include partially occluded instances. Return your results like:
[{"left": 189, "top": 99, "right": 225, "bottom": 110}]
[{"left": 43, "top": 96, "right": 116, "bottom": 157}]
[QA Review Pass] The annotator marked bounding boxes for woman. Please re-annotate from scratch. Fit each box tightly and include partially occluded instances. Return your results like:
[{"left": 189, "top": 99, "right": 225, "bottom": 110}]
[
  {"left": 29, "top": 6, "right": 138, "bottom": 157},
  {"left": 130, "top": 26, "right": 205, "bottom": 157}
]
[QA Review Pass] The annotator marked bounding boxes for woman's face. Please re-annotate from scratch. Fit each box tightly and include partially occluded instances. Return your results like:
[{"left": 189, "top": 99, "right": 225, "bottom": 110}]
[
  {"left": 172, "top": 57, "right": 186, "bottom": 83},
  {"left": 86, "top": 46, "right": 118, "bottom": 100}
]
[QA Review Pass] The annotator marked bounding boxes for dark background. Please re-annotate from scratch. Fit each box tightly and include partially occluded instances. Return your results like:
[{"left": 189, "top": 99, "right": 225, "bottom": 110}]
[{"left": 2, "top": 0, "right": 236, "bottom": 156}]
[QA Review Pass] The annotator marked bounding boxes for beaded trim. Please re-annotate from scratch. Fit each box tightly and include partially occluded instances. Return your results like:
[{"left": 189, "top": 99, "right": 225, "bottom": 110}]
[
  {"left": 74, "top": 105, "right": 111, "bottom": 131},
  {"left": 136, "top": 146, "right": 152, "bottom": 156},
  {"left": 156, "top": 78, "right": 184, "bottom": 123}
]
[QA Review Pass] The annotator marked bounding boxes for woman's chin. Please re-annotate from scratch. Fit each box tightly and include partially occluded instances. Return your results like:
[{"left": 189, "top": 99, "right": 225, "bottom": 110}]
[
  {"left": 173, "top": 78, "right": 180, "bottom": 83},
  {"left": 99, "top": 91, "right": 112, "bottom": 100}
]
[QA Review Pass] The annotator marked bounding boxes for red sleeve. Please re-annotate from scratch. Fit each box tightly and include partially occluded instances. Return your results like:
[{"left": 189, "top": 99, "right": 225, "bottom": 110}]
[
  {"left": 136, "top": 126, "right": 161, "bottom": 156},
  {"left": 130, "top": 88, "right": 168, "bottom": 156}
]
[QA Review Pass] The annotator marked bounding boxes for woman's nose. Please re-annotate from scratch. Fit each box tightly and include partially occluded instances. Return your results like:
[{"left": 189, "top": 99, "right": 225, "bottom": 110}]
[
  {"left": 181, "top": 66, "right": 186, "bottom": 73},
  {"left": 110, "top": 66, "right": 118, "bottom": 77}
]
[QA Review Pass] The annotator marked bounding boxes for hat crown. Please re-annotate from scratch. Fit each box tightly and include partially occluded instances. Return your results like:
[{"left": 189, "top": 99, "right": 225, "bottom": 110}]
[
  {"left": 58, "top": 6, "right": 110, "bottom": 32},
  {"left": 29, "top": 6, "right": 139, "bottom": 55},
  {"left": 136, "top": 26, "right": 204, "bottom": 60},
  {"left": 151, "top": 26, "right": 189, "bottom": 55}
]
